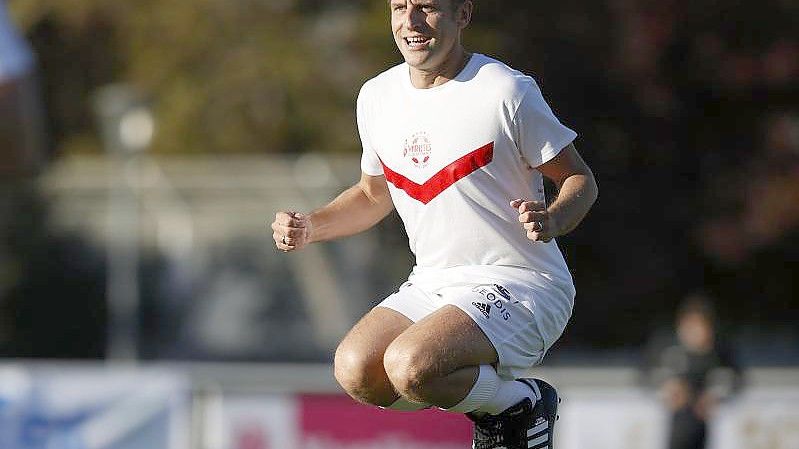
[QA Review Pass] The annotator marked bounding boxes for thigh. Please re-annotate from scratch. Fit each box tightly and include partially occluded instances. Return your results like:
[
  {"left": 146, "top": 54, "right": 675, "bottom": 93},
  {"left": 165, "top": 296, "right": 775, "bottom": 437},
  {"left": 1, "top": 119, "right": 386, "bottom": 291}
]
[
  {"left": 388, "top": 282, "right": 549, "bottom": 380},
  {"left": 336, "top": 305, "right": 413, "bottom": 364},
  {"left": 386, "top": 304, "right": 499, "bottom": 379},
  {"left": 334, "top": 305, "right": 413, "bottom": 405},
  {"left": 337, "top": 283, "right": 439, "bottom": 367}
]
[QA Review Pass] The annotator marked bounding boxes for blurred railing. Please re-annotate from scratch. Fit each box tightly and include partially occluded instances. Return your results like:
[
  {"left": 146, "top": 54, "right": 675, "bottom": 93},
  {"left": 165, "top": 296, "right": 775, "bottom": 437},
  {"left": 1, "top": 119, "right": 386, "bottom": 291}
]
[{"left": 37, "top": 154, "right": 403, "bottom": 362}]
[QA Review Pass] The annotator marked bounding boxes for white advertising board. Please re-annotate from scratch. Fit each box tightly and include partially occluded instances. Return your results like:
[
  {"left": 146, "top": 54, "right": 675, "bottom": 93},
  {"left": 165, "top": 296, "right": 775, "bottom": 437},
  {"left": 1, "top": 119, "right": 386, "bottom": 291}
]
[
  {"left": 710, "top": 388, "right": 799, "bottom": 449},
  {"left": 0, "top": 365, "right": 190, "bottom": 449}
]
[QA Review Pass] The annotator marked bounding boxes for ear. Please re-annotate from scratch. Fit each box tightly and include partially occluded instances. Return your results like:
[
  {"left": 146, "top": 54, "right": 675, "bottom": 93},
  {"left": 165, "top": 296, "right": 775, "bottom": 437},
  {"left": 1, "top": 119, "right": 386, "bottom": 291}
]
[{"left": 456, "top": 0, "right": 473, "bottom": 29}]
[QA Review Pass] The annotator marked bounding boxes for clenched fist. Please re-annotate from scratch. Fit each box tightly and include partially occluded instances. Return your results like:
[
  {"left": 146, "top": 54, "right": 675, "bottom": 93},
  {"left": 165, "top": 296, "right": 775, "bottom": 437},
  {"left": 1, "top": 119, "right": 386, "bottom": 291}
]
[
  {"left": 271, "top": 211, "right": 312, "bottom": 252},
  {"left": 511, "top": 199, "right": 557, "bottom": 243}
]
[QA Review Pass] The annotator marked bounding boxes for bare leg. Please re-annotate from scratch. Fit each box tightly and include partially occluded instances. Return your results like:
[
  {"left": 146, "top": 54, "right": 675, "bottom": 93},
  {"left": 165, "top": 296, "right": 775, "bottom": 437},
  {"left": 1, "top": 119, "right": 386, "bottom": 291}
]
[
  {"left": 383, "top": 305, "right": 499, "bottom": 408},
  {"left": 413, "top": 366, "right": 481, "bottom": 408},
  {"left": 333, "top": 306, "right": 412, "bottom": 406}
]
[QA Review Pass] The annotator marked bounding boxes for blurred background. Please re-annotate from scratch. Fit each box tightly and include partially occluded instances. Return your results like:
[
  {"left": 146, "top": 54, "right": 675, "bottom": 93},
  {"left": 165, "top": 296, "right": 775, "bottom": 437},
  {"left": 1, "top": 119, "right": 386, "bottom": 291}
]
[{"left": 0, "top": 0, "right": 797, "bottom": 448}]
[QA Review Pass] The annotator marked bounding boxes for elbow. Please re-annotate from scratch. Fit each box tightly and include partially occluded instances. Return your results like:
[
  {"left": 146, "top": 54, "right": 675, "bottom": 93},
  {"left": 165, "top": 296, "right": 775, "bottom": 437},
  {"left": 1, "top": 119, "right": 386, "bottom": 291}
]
[
  {"left": 357, "top": 181, "right": 394, "bottom": 216},
  {"left": 588, "top": 172, "right": 599, "bottom": 205},
  {"left": 567, "top": 170, "right": 597, "bottom": 206}
]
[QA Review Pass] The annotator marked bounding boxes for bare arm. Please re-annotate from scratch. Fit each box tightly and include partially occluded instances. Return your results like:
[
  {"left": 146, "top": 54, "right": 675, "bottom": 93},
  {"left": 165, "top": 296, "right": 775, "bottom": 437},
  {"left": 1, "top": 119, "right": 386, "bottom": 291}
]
[
  {"left": 272, "top": 172, "right": 394, "bottom": 251},
  {"left": 308, "top": 172, "right": 394, "bottom": 243},
  {"left": 512, "top": 143, "right": 598, "bottom": 242}
]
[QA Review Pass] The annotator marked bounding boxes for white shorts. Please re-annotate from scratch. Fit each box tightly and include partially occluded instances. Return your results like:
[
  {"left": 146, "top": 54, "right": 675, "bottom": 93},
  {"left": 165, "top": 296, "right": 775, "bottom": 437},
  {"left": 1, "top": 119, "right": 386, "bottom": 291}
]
[{"left": 377, "top": 266, "right": 574, "bottom": 379}]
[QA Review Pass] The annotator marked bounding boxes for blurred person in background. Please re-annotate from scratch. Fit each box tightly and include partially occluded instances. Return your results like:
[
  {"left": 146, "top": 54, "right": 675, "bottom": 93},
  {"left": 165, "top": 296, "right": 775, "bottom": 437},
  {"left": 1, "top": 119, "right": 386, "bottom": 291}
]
[
  {"left": 644, "top": 294, "right": 742, "bottom": 449},
  {"left": 272, "top": 0, "right": 597, "bottom": 448}
]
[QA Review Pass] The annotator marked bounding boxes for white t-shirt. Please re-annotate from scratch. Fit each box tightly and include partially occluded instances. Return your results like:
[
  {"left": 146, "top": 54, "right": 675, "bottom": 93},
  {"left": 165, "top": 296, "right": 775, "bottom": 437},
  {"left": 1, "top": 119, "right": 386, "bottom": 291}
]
[
  {"left": 358, "top": 53, "right": 577, "bottom": 297},
  {"left": 0, "top": 3, "right": 34, "bottom": 82}
]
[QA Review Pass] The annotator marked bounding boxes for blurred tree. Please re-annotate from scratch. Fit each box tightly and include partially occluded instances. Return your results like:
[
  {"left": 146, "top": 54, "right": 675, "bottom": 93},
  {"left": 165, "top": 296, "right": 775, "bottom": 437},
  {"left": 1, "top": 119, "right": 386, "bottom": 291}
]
[{"left": 8, "top": 0, "right": 508, "bottom": 156}]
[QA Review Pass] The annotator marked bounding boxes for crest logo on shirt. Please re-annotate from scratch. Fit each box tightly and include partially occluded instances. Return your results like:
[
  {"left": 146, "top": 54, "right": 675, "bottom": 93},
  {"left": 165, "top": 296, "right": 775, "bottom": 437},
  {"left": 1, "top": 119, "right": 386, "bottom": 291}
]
[{"left": 403, "top": 131, "right": 432, "bottom": 168}]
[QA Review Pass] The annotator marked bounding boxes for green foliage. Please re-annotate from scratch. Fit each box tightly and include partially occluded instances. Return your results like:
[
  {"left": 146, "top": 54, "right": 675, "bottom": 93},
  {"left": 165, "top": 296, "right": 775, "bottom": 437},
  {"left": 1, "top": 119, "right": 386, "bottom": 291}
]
[{"left": 8, "top": 0, "right": 503, "bottom": 155}]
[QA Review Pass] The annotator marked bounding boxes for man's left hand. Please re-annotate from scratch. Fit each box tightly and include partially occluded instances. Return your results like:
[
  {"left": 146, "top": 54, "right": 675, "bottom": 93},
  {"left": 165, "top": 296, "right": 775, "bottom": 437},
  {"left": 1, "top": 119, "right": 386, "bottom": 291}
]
[{"left": 511, "top": 199, "right": 557, "bottom": 243}]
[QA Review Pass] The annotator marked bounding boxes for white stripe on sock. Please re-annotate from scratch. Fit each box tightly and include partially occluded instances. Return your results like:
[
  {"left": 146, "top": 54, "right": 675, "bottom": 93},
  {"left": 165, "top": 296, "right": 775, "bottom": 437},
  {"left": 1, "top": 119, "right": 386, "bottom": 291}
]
[
  {"left": 529, "top": 380, "right": 542, "bottom": 401},
  {"left": 527, "top": 420, "right": 549, "bottom": 437},
  {"left": 527, "top": 434, "right": 547, "bottom": 448}
]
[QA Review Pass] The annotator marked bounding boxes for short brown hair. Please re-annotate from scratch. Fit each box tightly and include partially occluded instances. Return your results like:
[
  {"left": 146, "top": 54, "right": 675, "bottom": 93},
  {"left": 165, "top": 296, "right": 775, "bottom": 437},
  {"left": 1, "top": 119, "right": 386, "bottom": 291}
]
[{"left": 389, "top": 1, "right": 471, "bottom": 13}]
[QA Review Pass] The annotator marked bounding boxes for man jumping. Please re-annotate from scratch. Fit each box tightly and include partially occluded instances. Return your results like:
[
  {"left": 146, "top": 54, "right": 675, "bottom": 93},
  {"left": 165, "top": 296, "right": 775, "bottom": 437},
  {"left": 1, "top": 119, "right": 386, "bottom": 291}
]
[{"left": 271, "top": 1, "right": 598, "bottom": 447}]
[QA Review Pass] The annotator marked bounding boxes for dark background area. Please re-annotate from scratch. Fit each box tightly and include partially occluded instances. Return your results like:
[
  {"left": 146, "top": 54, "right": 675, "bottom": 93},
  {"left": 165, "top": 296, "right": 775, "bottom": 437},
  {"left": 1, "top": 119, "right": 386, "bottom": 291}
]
[{"left": 1, "top": 0, "right": 797, "bottom": 365}]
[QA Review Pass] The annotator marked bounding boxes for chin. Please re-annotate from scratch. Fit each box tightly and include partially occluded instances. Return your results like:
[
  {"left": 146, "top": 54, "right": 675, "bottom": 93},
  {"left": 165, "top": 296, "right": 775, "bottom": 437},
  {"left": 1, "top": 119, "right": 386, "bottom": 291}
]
[
  {"left": 403, "top": 53, "right": 436, "bottom": 69},
  {"left": 402, "top": 55, "right": 425, "bottom": 67}
]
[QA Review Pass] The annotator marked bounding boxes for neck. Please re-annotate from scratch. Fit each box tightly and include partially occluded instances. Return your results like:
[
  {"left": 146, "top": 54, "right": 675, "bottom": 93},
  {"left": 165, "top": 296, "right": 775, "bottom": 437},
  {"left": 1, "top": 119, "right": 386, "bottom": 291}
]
[{"left": 409, "top": 46, "right": 471, "bottom": 89}]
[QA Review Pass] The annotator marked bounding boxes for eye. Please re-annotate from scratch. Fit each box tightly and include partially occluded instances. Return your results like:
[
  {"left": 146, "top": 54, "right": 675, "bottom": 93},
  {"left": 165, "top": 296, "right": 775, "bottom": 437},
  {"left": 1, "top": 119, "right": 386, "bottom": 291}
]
[
  {"left": 421, "top": 5, "right": 437, "bottom": 12},
  {"left": 392, "top": 4, "right": 406, "bottom": 12}
]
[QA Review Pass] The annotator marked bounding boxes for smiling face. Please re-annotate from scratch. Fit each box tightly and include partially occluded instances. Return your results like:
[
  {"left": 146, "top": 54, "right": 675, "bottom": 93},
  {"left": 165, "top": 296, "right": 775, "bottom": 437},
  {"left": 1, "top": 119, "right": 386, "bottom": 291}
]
[{"left": 389, "top": 0, "right": 471, "bottom": 75}]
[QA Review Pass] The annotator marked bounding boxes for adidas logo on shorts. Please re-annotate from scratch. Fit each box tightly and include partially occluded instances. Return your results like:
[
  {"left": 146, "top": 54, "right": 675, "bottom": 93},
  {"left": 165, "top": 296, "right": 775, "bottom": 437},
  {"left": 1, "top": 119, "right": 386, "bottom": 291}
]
[
  {"left": 493, "top": 284, "right": 512, "bottom": 301},
  {"left": 472, "top": 301, "right": 491, "bottom": 318}
]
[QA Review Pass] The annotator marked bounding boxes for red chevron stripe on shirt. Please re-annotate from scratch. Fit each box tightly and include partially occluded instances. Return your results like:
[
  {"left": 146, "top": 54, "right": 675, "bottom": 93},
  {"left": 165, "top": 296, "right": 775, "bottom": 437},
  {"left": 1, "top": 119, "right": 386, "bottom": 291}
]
[{"left": 380, "top": 142, "right": 494, "bottom": 204}]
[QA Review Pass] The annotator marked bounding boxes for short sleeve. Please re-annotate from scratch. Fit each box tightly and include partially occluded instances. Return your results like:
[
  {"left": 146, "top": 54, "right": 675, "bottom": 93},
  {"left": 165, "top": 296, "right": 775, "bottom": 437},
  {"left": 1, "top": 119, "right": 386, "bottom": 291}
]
[
  {"left": 357, "top": 85, "right": 384, "bottom": 176},
  {"left": 513, "top": 81, "right": 577, "bottom": 167}
]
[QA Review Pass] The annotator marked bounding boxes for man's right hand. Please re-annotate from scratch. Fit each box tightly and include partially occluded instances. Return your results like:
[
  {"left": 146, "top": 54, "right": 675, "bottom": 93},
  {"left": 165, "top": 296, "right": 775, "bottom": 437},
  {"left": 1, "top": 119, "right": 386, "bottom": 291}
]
[{"left": 271, "top": 211, "right": 311, "bottom": 252}]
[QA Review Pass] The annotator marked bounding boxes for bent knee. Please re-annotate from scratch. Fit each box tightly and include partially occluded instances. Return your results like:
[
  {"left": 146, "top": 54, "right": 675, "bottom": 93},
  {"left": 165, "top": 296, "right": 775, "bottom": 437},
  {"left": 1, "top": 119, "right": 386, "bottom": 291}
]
[
  {"left": 383, "top": 341, "right": 435, "bottom": 399},
  {"left": 333, "top": 345, "right": 394, "bottom": 406},
  {"left": 333, "top": 345, "right": 376, "bottom": 392}
]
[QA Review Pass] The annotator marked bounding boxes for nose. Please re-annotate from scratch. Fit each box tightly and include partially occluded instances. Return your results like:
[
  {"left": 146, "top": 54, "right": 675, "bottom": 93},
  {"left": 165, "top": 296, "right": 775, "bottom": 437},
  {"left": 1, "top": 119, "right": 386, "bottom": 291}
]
[{"left": 402, "top": 6, "right": 425, "bottom": 31}]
